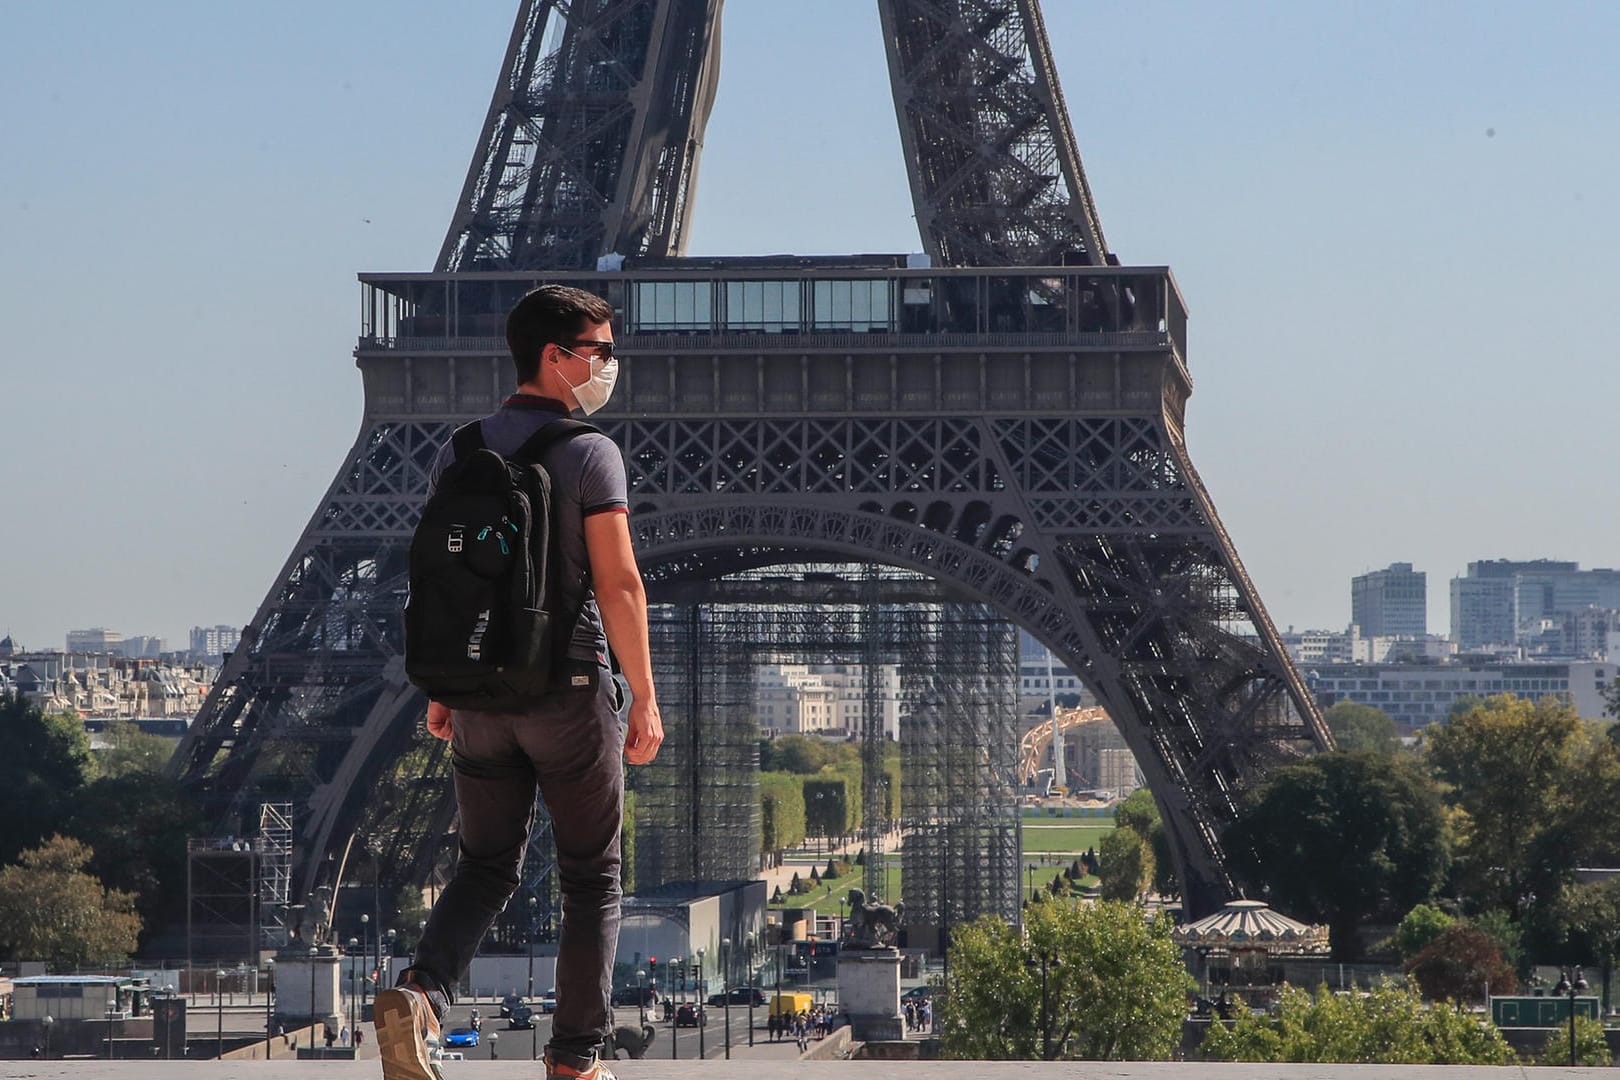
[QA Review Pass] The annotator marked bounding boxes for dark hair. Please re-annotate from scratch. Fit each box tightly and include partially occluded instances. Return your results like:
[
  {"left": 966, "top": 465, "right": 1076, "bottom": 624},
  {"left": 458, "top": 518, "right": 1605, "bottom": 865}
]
[{"left": 505, "top": 285, "right": 615, "bottom": 384}]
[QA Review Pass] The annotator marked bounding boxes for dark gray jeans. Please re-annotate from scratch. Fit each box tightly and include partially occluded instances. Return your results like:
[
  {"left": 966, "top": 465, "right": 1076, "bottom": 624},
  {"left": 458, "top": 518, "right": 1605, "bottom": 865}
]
[{"left": 411, "top": 670, "right": 622, "bottom": 1064}]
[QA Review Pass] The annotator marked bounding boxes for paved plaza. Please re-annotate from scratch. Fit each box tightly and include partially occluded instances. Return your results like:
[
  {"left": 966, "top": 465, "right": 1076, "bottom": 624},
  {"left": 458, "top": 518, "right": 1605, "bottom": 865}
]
[{"left": 0, "top": 1063, "right": 1614, "bottom": 1078}]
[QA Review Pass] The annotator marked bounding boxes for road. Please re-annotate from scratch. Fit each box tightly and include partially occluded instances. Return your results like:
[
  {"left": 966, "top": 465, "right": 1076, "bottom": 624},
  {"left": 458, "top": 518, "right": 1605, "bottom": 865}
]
[{"left": 432, "top": 1000, "right": 775, "bottom": 1062}]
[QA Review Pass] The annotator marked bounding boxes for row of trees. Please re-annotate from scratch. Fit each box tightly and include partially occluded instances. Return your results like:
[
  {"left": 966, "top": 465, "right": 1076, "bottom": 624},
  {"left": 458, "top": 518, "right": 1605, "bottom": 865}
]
[
  {"left": 1223, "top": 693, "right": 1620, "bottom": 989},
  {"left": 757, "top": 735, "right": 900, "bottom": 857}
]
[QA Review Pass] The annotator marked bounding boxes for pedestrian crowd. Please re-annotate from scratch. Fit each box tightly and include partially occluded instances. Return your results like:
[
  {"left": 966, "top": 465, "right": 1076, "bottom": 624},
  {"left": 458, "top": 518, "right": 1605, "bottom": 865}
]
[
  {"left": 903, "top": 996, "right": 932, "bottom": 1033},
  {"left": 765, "top": 1004, "right": 841, "bottom": 1051}
]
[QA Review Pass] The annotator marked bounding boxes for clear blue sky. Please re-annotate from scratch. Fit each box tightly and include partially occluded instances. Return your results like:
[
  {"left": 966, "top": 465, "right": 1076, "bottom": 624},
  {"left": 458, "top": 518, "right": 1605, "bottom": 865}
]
[{"left": 3, "top": 1, "right": 1617, "bottom": 651}]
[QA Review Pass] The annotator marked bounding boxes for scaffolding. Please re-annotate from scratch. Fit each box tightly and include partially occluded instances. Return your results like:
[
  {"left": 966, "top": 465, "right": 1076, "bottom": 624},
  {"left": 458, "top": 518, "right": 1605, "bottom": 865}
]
[
  {"left": 636, "top": 603, "right": 761, "bottom": 889},
  {"left": 257, "top": 803, "right": 294, "bottom": 951},
  {"left": 900, "top": 603, "right": 1023, "bottom": 950},
  {"left": 634, "top": 567, "right": 1022, "bottom": 950}
]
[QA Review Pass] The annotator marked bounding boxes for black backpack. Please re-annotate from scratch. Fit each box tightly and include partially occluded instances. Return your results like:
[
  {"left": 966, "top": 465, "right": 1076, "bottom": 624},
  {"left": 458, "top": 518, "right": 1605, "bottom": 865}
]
[{"left": 404, "top": 418, "right": 598, "bottom": 710}]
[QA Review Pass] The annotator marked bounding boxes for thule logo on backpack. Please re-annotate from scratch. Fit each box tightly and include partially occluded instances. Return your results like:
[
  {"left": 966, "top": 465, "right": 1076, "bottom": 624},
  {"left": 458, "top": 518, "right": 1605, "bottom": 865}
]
[{"left": 467, "top": 609, "right": 491, "bottom": 660}]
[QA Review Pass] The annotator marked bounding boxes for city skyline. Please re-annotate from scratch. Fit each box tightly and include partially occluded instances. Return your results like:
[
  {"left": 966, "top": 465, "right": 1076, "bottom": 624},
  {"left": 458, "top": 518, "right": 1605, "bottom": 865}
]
[{"left": 3, "top": 1, "right": 1618, "bottom": 649}]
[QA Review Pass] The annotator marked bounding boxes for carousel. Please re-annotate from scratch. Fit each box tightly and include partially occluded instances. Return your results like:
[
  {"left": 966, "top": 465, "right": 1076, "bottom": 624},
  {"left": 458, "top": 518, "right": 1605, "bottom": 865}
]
[{"left": 1173, "top": 899, "right": 1330, "bottom": 1008}]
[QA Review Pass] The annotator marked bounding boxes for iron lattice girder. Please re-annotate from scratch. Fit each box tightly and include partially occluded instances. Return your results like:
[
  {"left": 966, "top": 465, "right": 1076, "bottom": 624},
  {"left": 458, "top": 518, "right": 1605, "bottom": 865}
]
[
  {"left": 877, "top": 0, "right": 1109, "bottom": 265},
  {"left": 438, "top": 0, "right": 721, "bottom": 271}
]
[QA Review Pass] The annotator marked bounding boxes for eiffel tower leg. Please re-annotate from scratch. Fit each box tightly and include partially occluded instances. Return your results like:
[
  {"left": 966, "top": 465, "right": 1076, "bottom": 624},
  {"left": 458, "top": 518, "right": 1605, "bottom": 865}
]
[{"left": 171, "top": 419, "right": 460, "bottom": 907}]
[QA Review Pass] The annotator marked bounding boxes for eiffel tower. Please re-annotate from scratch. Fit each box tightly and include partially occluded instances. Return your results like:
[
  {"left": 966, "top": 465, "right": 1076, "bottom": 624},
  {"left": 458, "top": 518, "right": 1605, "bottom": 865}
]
[{"left": 172, "top": 0, "right": 1328, "bottom": 933}]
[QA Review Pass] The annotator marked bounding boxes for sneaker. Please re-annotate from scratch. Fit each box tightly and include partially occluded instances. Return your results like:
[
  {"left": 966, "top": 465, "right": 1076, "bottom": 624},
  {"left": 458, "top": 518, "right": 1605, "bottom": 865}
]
[
  {"left": 375, "top": 981, "right": 446, "bottom": 1080},
  {"left": 544, "top": 1051, "right": 618, "bottom": 1080}
]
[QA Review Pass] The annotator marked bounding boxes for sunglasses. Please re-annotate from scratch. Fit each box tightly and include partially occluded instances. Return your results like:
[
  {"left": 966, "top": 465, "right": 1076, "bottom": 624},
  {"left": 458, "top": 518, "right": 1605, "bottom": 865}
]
[{"left": 562, "top": 339, "right": 617, "bottom": 361}]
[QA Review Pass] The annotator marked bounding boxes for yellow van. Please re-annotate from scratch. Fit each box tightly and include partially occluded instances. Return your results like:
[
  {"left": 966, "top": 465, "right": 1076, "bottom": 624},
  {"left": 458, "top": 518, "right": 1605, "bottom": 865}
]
[{"left": 770, "top": 992, "right": 813, "bottom": 1018}]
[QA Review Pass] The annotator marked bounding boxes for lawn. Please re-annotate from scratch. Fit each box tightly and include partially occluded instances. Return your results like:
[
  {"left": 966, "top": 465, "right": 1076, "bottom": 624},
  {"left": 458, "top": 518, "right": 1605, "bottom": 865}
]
[
  {"left": 774, "top": 857, "right": 902, "bottom": 913},
  {"left": 1020, "top": 823, "right": 1113, "bottom": 854},
  {"left": 770, "top": 826, "right": 1110, "bottom": 912}
]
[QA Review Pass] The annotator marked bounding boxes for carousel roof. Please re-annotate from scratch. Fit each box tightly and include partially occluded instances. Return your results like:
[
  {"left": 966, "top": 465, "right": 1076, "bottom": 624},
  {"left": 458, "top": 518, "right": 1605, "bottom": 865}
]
[{"left": 1172, "top": 899, "right": 1329, "bottom": 954}]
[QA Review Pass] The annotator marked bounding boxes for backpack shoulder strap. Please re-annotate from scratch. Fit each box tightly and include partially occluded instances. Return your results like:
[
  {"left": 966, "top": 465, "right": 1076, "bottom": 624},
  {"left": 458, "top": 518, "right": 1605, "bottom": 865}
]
[
  {"left": 510, "top": 418, "right": 602, "bottom": 464},
  {"left": 449, "top": 420, "right": 486, "bottom": 462}
]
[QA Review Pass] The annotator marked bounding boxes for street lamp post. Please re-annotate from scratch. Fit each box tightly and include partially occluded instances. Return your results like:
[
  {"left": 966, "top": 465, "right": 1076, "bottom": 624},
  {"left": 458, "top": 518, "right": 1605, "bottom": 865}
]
[
  {"left": 217, "top": 969, "right": 228, "bottom": 1060},
  {"left": 1554, "top": 966, "right": 1589, "bottom": 1068},
  {"left": 42, "top": 1015, "right": 53, "bottom": 1059},
  {"left": 637, "top": 969, "right": 647, "bottom": 1026},
  {"left": 348, "top": 939, "right": 360, "bottom": 1051},
  {"left": 696, "top": 947, "right": 706, "bottom": 1060},
  {"left": 264, "top": 958, "right": 276, "bottom": 1060},
  {"left": 360, "top": 914, "right": 370, "bottom": 1022},
  {"left": 1024, "top": 947, "right": 1060, "bottom": 1060},
  {"left": 527, "top": 895, "right": 539, "bottom": 1060},
  {"left": 721, "top": 937, "right": 732, "bottom": 1060},
  {"left": 490, "top": 1031, "right": 500, "bottom": 1060},
  {"left": 745, "top": 932, "right": 757, "bottom": 1047},
  {"left": 669, "top": 955, "right": 681, "bottom": 1060},
  {"left": 308, "top": 945, "right": 319, "bottom": 1056}
]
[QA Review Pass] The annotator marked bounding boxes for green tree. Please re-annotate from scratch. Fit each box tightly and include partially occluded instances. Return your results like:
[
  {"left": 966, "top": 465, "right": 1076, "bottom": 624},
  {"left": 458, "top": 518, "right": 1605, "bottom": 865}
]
[
  {"left": 938, "top": 900, "right": 1189, "bottom": 1061},
  {"left": 766, "top": 735, "right": 858, "bottom": 775},
  {"left": 1468, "top": 908, "right": 1525, "bottom": 977},
  {"left": 1405, "top": 924, "right": 1516, "bottom": 1004},
  {"left": 1097, "top": 826, "right": 1153, "bottom": 903},
  {"left": 1550, "top": 879, "right": 1620, "bottom": 1013},
  {"left": 1225, "top": 751, "right": 1449, "bottom": 960},
  {"left": 1393, "top": 902, "right": 1454, "bottom": 961},
  {"left": 1114, "top": 788, "right": 1176, "bottom": 898},
  {"left": 1199, "top": 980, "right": 1513, "bottom": 1064},
  {"left": 0, "top": 694, "right": 94, "bottom": 866},
  {"left": 63, "top": 771, "right": 202, "bottom": 944},
  {"left": 1424, "top": 694, "right": 1592, "bottom": 915},
  {"left": 621, "top": 789, "right": 636, "bottom": 893},
  {"left": 1323, "top": 701, "right": 1402, "bottom": 756},
  {"left": 1541, "top": 1015, "right": 1612, "bottom": 1067},
  {"left": 91, "top": 718, "right": 176, "bottom": 779},
  {"left": 0, "top": 835, "right": 142, "bottom": 967},
  {"left": 804, "top": 776, "right": 853, "bottom": 842},
  {"left": 759, "top": 771, "right": 807, "bottom": 854}
]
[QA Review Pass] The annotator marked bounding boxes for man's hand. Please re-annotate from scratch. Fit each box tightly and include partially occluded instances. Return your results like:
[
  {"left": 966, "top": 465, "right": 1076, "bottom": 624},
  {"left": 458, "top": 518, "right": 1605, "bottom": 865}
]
[
  {"left": 624, "top": 698, "right": 663, "bottom": 765},
  {"left": 426, "top": 700, "right": 452, "bottom": 741}
]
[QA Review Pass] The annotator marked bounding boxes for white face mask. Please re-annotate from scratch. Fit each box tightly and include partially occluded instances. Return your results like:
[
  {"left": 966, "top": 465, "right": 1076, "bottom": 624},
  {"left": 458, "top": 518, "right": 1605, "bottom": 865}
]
[{"left": 559, "top": 346, "right": 619, "bottom": 415}]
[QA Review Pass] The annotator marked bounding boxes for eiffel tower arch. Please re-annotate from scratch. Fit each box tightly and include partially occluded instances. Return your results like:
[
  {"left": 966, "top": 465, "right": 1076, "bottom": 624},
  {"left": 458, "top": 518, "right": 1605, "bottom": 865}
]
[{"left": 172, "top": 0, "right": 1327, "bottom": 931}]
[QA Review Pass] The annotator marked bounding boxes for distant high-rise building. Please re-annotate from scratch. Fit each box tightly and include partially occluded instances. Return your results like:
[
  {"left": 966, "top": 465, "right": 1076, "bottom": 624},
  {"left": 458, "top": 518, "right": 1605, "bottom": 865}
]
[
  {"left": 189, "top": 625, "right": 242, "bottom": 659},
  {"left": 1351, "top": 563, "right": 1426, "bottom": 639},
  {"left": 1451, "top": 560, "right": 1620, "bottom": 648},
  {"left": 121, "top": 635, "right": 168, "bottom": 659},
  {"left": 66, "top": 628, "right": 124, "bottom": 654},
  {"left": 1562, "top": 608, "right": 1620, "bottom": 660}
]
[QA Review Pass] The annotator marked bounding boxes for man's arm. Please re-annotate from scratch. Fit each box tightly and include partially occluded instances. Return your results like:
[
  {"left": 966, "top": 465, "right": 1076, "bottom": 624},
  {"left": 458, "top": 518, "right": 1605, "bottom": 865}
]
[{"left": 585, "top": 510, "right": 663, "bottom": 765}]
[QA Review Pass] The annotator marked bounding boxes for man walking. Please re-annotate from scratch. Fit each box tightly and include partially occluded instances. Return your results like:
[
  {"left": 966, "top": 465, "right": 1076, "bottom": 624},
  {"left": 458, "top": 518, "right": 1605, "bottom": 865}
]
[{"left": 375, "top": 285, "right": 663, "bottom": 1080}]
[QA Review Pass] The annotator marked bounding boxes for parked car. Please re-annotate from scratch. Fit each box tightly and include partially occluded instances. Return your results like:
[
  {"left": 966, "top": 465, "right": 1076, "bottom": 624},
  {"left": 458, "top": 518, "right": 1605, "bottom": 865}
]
[
  {"left": 707, "top": 986, "right": 767, "bottom": 1007},
  {"left": 612, "top": 985, "right": 657, "bottom": 1007},
  {"left": 674, "top": 1003, "right": 707, "bottom": 1028},
  {"left": 539, "top": 989, "right": 558, "bottom": 1015},
  {"left": 444, "top": 1026, "right": 480, "bottom": 1048},
  {"left": 499, "top": 993, "right": 524, "bottom": 1018}
]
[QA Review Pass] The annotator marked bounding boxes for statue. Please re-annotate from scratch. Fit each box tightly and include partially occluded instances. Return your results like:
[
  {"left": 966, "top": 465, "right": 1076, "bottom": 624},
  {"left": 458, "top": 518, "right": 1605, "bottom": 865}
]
[
  {"left": 604, "top": 1023, "right": 656, "bottom": 1059},
  {"left": 306, "top": 886, "right": 334, "bottom": 948},
  {"left": 843, "top": 888, "right": 904, "bottom": 950}
]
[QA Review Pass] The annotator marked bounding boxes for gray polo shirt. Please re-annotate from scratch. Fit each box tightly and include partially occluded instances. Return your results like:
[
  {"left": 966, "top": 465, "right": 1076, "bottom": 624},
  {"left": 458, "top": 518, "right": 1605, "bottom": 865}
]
[{"left": 427, "top": 395, "right": 629, "bottom": 666}]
